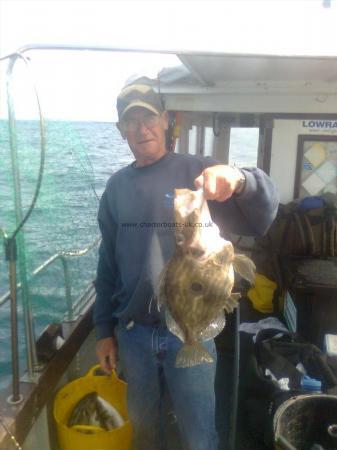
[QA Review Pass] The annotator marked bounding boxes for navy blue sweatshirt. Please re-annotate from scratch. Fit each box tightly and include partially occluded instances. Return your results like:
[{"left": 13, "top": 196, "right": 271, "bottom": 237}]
[{"left": 94, "top": 152, "right": 279, "bottom": 340}]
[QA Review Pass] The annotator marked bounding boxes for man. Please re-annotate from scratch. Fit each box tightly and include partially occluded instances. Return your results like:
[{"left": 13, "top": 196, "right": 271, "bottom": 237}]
[{"left": 94, "top": 79, "right": 279, "bottom": 450}]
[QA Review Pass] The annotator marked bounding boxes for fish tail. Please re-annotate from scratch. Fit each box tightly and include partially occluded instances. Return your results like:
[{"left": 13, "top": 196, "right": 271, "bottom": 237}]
[{"left": 175, "top": 342, "right": 214, "bottom": 368}]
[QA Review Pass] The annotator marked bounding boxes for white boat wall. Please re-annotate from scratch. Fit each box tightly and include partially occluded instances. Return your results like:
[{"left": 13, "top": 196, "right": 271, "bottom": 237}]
[
  {"left": 0, "top": 46, "right": 336, "bottom": 450},
  {"left": 157, "top": 53, "right": 337, "bottom": 203}
]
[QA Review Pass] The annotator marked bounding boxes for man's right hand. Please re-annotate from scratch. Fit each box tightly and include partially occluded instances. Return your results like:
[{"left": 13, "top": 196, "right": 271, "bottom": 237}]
[{"left": 96, "top": 336, "right": 118, "bottom": 374}]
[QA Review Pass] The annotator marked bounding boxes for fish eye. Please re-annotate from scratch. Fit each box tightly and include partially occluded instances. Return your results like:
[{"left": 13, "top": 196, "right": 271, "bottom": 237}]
[
  {"left": 190, "top": 248, "right": 205, "bottom": 257},
  {"left": 190, "top": 282, "right": 203, "bottom": 293}
]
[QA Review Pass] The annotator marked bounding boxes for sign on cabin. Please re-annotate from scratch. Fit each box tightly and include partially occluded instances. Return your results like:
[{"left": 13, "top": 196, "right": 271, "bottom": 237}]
[{"left": 302, "top": 120, "right": 337, "bottom": 132}]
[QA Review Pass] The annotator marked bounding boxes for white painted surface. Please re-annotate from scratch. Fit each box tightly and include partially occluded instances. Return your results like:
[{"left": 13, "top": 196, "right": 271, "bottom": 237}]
[{"left": 165, "top": 93, "right": 337, "bottom": 114}]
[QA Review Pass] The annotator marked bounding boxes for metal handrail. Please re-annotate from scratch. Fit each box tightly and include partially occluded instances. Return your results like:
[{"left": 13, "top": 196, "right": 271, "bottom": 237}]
[
  {"left": 2, "top": 51, "right": 47, "bottom": 401},
  {"left": 0, "top": 45, "right": 105, "bottom": 405},
  {"left": 72, "top": 282, "right": 97, "bottom": 318},
  {"left": 1, "top": 43, "right": 337, "bottom": 61},
  {"left": 0, "top": 236, "right": 101, "bottom": 318}
]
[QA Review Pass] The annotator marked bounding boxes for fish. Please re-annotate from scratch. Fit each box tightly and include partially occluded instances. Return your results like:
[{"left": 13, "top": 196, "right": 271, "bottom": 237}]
[
  {"left": 96, "top": 395, "right": 125, "bottom": 429},
  {"left": 158, "top": 188, "right": 255, "bottom": 368},
  {"left": 67, "top": 391, "right": 125, "bottom": 433}
]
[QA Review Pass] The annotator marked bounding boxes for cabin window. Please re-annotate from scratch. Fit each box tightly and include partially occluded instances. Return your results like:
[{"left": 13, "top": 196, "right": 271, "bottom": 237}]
[
  {"left": 204, "top": 127, "right": 214, "bottom": 157},
  {"left": 229, "top": 128, "right": 259, "bottom": 167},
  {"left": 188, "top": 125, "right": 197, "bottom": 155}
]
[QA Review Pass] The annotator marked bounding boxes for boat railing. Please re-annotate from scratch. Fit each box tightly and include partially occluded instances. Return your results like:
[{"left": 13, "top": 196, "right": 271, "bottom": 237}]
[
  {"left": 0, "top": 235, "right": 100, "bottom": 406},
  {"left": 0, "top": 236, "right": 100, "bottom": 320},
  {"left": 0, "top": 49, "right": 51, "bottom": 404},
  {"left": 0, "top": 49, "right": 102, "bottom": 405}
]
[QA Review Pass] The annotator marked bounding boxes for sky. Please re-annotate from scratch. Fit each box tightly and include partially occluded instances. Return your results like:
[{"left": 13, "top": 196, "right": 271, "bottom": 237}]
[{"left": 0, "top": 0, "right": 337, "bottom": 121}]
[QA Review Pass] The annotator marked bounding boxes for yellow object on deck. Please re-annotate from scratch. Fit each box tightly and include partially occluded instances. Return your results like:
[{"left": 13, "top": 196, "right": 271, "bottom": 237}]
[
  {"left": 247, "top": 273, "right": 278, "bottom": 313},
  {"left": 53, "top": 365, "right": 132, "bottom": 450}
]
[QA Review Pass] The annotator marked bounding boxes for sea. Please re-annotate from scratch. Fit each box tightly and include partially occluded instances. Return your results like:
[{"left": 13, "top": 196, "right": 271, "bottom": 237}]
[{"left": 0, "top": 120, "right": 258, "bottom": 390}]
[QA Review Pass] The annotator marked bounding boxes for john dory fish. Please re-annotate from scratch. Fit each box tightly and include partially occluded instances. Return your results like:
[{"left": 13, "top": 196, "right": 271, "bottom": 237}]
[{"left": 158, "top": 188, "right": 256, "bottom": 368}]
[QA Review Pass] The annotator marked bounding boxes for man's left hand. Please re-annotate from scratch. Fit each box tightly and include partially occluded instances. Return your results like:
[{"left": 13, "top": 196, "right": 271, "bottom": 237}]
[{"left": 194, "top": 165, "right": 245, "bottom": 202}]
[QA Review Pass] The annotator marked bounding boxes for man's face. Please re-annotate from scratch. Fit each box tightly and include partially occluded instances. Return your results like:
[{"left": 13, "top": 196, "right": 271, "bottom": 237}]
[{"left": 118, "top": 107, "right": 168, "bottom": 167}]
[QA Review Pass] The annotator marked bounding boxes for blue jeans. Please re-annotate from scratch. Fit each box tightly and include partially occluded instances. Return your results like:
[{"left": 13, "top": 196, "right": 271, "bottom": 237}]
[{"left": 116, "top": 321, "right": 218, "bottom": 450}]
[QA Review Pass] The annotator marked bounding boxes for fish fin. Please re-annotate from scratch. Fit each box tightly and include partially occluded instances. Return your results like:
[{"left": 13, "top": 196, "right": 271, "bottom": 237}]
[
  {"left": 223, "top": 292, "right": 241, "bottom": 313},
  {"left": 199, "top": 313, "right": 226, "bottom": 340},
  {"left": 175, "top": 342, "right": 214, "bottom": 368},
  {"left": 148, "top": 294, "right": 158, "bottom": 314},
  {"left": 165, "top": 309, "right": 185, "bottom": 342},
  {"left": 233, "top": 254, "right": 256, "bottom": 284},
  {"left": 156, "top": 267, "right": 168, "bottom": 310}
]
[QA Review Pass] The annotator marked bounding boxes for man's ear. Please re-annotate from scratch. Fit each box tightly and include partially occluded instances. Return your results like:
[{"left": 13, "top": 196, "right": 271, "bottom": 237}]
[
  {"left": 162, "top": 111, "right": 169, "bottom": 131},
  {"left": 117, "top": 122, "right": 126, "bottom": 139}
]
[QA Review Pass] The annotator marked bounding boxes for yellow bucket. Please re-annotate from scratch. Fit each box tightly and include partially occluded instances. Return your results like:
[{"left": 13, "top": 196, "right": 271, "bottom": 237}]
[{"left": 53, "top": 365, "right": 132, "bottom": 450}]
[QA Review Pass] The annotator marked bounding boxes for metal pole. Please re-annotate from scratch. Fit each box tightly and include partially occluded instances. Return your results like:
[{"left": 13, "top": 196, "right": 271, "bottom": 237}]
[
  {"left": 228, "top": 304, "right": 240, "bottom": 450},
  {"left": 5, "top": 238, "right": 22, "bottom": 404},
  {"left": 60, "top": 256, "right": 73, "bottom": 321}
]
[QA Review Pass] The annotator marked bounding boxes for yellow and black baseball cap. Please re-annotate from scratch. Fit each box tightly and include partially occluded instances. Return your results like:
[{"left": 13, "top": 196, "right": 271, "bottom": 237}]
[{"left": 117, "top": 78, "right": 164, "bottom": 121}]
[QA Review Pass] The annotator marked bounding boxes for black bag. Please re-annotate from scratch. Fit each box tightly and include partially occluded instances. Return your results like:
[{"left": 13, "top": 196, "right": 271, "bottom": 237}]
[
  {"left": 252, "top": 195, "right": 337, "bottom": 303},
  {"left": 241, "top": 329, "right": 337, "bottom": 449}
]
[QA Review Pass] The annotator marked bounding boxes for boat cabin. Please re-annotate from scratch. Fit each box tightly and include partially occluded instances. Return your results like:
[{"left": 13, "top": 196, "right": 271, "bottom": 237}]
[
  {"left": 0, "top": 47, "right": 337, "bottom": 450},
  {"left": 158, "top": 53, "right": 337, "bottom": 204}
]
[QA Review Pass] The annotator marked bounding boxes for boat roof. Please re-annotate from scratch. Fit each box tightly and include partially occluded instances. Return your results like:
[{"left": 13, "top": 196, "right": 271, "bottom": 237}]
[
  {"left": 157, "top": 53, "right": 337, "bottom": 114},
  {"left": 2, "top": 45, "right": 337, "bottom": 114},
  {"left": 162, "top": 53, "right": 337, "bottom": 85}
]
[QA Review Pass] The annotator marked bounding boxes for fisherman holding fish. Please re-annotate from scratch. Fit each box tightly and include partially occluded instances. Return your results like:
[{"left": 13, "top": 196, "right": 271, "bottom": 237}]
[{"left": 94, "top": 79, "right": 279, "bottom": 450}]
